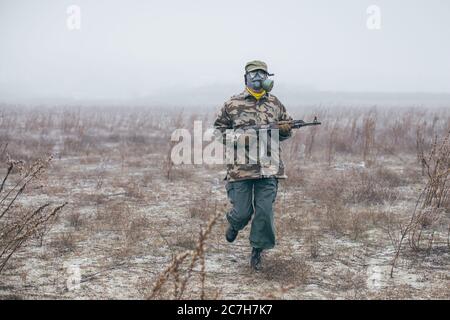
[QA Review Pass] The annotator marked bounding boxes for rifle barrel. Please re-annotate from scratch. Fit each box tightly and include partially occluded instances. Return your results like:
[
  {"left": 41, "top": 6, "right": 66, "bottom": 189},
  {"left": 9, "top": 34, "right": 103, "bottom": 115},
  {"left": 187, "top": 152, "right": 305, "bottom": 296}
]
[{"left": 240, "top": 119, "right": 321, "bottom": 130}]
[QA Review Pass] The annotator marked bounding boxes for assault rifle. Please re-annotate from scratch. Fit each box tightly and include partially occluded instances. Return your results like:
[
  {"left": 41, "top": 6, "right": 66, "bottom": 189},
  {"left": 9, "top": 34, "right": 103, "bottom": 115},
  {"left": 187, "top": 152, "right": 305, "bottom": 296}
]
[{"left": 239, "top": 116, "right": 321, "bottom": 131}]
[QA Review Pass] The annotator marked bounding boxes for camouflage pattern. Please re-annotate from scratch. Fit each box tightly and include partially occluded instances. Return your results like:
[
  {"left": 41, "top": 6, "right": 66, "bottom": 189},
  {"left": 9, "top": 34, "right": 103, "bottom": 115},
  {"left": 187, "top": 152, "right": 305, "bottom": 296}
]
[{"left": 213, "top": 90, "right": 293, "bottom": 181}]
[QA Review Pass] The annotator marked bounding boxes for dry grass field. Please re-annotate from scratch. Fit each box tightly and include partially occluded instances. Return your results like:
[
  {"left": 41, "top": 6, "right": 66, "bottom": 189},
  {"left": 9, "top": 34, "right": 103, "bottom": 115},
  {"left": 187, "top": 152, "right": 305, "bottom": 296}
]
[{"left": 0, "top": 104, "right": 448, "bottom": 299}]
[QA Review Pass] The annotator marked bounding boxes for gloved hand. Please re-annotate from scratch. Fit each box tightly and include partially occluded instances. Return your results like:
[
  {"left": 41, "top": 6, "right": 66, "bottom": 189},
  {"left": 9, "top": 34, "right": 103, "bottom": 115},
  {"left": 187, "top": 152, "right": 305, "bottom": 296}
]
[{"left": 278, "top": 123, "right": 292, "bottom": 136}]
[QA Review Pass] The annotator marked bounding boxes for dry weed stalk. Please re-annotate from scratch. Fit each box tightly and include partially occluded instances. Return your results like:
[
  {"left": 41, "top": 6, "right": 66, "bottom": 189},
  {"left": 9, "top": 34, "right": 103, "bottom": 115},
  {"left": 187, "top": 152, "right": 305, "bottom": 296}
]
[
  {"left": 416, "top": 123, "right": 427, "bottom": 175},
  {"left": 0, "top": 154, "right": 67, "bottom": 273},
  {"left": 390, "top": 131, "right": 449, "bottom": 277},
  {"left": 409, "top": 131, "right": 450, "bottom": 249},
  {"left": 326, "top": 120, "right": 338, "bottom": 165},
  {"left": 362, "top": 113, "right": 376, "bottom": 167},
  {"left": 148, "top": 209, "right": 221, "bottom": 300},
  {"left": 305, "top": 125, "right": 317, "bottom": 160},
  {"left": 164, "top": 111, "right": 184, "bottom": 181}
]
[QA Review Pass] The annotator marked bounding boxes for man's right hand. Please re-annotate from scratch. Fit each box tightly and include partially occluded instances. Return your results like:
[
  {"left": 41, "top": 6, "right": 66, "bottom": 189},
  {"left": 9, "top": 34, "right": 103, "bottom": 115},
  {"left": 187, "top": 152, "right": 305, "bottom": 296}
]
[{"left": 278, "top": 123, "right": 292, "bottom": 136}]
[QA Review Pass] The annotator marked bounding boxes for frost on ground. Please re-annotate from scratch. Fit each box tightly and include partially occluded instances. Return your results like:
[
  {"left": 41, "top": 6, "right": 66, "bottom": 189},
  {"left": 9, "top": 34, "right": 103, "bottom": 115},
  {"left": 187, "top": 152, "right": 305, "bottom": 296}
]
[{"left": 0, "top": 105, "right": 448, "bottom": 299}]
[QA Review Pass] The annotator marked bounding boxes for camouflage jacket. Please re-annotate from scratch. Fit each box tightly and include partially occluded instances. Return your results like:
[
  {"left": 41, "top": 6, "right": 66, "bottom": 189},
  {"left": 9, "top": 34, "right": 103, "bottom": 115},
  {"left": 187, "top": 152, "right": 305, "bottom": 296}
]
[{"left": 213, "top": 89, "right": 293, "bottom": 181}]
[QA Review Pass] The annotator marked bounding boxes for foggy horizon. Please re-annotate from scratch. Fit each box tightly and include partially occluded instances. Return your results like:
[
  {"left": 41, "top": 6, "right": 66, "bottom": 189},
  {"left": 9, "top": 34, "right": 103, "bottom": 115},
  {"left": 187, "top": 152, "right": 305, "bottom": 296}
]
[{"left": 1, "top": 0, "right": 450, "bottom": 105}]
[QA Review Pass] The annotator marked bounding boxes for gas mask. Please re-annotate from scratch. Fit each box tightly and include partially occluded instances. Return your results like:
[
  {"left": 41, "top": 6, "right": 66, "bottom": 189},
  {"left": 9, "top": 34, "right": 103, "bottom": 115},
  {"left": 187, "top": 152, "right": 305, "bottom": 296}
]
[{"left": 245, "top": 70, "right": 274, "bottom": 92}]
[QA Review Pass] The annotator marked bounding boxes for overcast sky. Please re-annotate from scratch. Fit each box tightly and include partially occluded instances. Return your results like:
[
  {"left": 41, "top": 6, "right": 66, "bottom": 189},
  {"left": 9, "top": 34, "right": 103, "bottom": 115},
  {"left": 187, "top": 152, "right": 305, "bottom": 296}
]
[{"left": 0, "top": 0, "right": 449, "bottom": 103}]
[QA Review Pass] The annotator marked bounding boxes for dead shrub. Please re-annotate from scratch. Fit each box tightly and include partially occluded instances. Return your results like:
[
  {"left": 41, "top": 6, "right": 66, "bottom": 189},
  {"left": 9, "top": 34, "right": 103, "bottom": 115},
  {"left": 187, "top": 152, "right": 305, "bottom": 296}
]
[
  {"left": 50, "top": 232, "right": 76, "bottom": 255},
  {"left": 67, "top": 210, "right": 83, "bottom": 230},
  {"left": 0, "top": 155, "right": 66, "bottom": 273},
  {"left": 390, "top": 131, "right": 449, "bottom": 277},
  {"left": 189, "top": 191, "right": 217, "bottom": 220},
  {"left": 125, "top": 215, "right": 150, "bottom": 243},
  {"left": 173, "top": 232, "right": 197, "bottom": 250},
  {"left": 374, "top": 166, "right": 406, "bottom": 188},
  {"left": 322, "top": 202, "right": 348, "bottom": 236},
  {"left": 362, "top": 113, "right": 377, "bottom": 167},
  {"left": 306, "top": 170, "right": 346, "bottom": 205},
  {"left": 125, "top": 180, "right": 145, "bottom": 200},
  {"left": 304, "top": 231, "right": 320, "bottom": 259},
  {"left": 94, "top": 200, "right": 129, "bottom": 228},
  {"left": 409, "top": 132, "right": 449, "bottom": 251},
  {"left": 347, "top": 169, "right": 396, "bottom": 205},
  {"left": 148, "top": 210, "right": 221, "bottom": 300},
  {"left": 283, "top": 163, "right": 306, "bottom": 188},
  {"left": 339, "top": 269, "right": 367, "bottom": 299},
  {"left": 262, "top": 254, "right": 310, "bottom": 285}
]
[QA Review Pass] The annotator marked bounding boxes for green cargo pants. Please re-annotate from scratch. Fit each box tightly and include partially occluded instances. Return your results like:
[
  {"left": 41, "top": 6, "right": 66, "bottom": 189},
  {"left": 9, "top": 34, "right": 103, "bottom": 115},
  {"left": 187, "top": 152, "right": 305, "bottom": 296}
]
[{"left": 225, "top": 177, "right": 278, "bottom": 249}]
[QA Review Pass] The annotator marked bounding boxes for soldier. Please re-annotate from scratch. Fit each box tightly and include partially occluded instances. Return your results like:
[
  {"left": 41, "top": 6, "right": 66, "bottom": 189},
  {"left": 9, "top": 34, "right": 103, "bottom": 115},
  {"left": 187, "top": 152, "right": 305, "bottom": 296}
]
[{"left": 213, "top": 60, "right": 293, "bottom": 271}]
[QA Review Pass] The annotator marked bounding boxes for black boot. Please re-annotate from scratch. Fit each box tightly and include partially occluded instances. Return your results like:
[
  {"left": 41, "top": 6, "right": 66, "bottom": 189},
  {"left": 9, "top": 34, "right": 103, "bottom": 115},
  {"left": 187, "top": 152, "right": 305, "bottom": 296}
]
[
  {"left": 250, "top": 247, "right": 263, "bottom": 271},
  {"left": 225, "top": 224, "right": 238, "bottom": 243}
]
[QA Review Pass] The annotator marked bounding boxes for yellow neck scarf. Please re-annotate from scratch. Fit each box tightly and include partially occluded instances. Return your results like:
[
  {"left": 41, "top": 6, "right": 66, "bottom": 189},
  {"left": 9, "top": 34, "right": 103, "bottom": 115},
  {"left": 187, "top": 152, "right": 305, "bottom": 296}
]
[{"left": 246, "top": 86, "right": 266, "bottom": 100}]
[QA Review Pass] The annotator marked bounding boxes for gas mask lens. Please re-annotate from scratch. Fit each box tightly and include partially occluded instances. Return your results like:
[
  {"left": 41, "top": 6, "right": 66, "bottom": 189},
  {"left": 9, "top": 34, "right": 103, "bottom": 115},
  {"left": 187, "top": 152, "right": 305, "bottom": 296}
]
[{"left": 248, "top": 70, "right": 268, "bottom": 80}]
